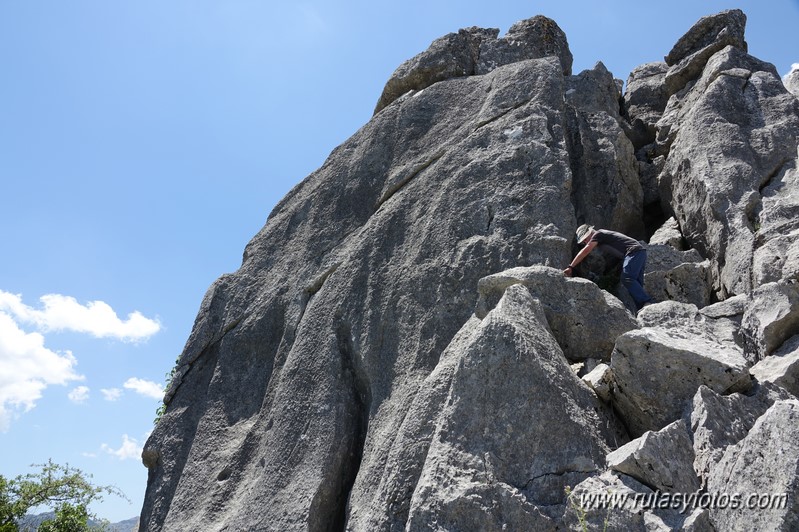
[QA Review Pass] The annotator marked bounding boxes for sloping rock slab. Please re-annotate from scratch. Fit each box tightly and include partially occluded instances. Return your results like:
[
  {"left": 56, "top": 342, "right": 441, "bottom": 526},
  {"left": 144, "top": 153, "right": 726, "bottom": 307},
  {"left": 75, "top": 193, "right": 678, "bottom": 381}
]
[
  {"left": 742, "top": 279, "right": 799, "bottom": 363},
  {"left": 706, "top": 399, "right": 799, "bottom": 531},
  {"left": 476, "top": 265, "right": 638, "bottom": 362},
  {"left": 612, "top": 328, "right": 752, "bottom": 436},
  {"left": 750, "top": 334, "right": 799, "bottom": 396},
  {"left": 406, "top": 285, "right": 616, "bottom": 529},
  {"left": 690, "top": 383, "right": 792, "bottom": 486},
  {"left": 607, "top": 418, "right": 700, "bottom": 493}
]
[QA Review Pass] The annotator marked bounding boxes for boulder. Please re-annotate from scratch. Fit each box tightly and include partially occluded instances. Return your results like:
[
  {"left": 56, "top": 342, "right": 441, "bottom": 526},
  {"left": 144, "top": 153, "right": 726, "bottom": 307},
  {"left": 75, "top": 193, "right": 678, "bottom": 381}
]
[
  {"left": 582, "top": 363, "right": 612, "bottom": 402},
  {"left": 742, "top": 279, "right": 799, "bottom": 363},
  {"left": 562, "top": 471, "right": 703, "bottom": 531},
  {"left": 706, "top": 399, "right": 799, "bottom": 531},
  {"left": 405, "top": 285, "right": 617, "bottom": 529},
  {"left": 750, "top": 334, "right": 799, "bottom": 396},
  {"left": 476, "top": 265, "right": 638, "bottom": 362},
  {"left": 663, "top": 9, "right": 748, "bottom": 95},
  {"left": 373, "top": 27, "right": 498, "bottom": 114},
  {"left": 689, "top": 383, "right": 791, "bottom": 487},
  {"left": 623, "top": 62, "right": 670, "bottom": 150},
  {"left": 607, "top": 418, "right": 700, "bottom": 493},
  {"left": 611, "top": 327, "right": 752, "bottom": 436},
  {"left": 649, "top": 217, "right": 684, "bottom": 249},
  {"left": 636, "top": 300, "right": 741, "bottom": 349},
  {"left": 636, "top": 242, "right": 714, "bottom": 310},
  {"left": 476, "top": 15, "right": 573, "bottom": 76}
]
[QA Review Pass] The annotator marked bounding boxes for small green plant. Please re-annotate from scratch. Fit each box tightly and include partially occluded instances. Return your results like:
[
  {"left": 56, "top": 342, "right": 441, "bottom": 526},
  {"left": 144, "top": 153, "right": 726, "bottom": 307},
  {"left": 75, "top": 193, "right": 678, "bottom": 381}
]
[
  {"left": 565, "top": 485, "right": 589, "bottom": 532},
  {"left": 154, "top": 358, "right": 179, "bottom": 425}
]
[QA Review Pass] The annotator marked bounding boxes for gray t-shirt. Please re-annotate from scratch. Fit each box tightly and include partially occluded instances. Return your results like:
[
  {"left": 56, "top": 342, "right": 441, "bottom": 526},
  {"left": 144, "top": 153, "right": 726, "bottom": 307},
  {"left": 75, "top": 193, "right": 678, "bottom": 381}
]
[{"left": 589, "top": 229, "right": 643, "bottom": 259}]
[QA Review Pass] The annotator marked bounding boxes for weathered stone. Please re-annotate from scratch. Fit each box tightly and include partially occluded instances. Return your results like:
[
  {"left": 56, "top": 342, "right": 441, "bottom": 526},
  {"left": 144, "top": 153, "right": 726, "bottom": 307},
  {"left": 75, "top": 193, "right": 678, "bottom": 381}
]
[
  {"left": 637, "top": 153, "right": 666, "bottom": 206},
  {"left": 476, "top": 15, "right": 573, "bottom": 76},
  {"left": 689, "top": 383, "right": 791, "bottom": 486},
  {"left": 752, "top": 156, "right": 799, "bottom": 286},
  {"left": 657, "top": 45, "right": 799, "bottom": 297},
  {"left": 607, "top": 418, "right": 700, "bottom": 493},
  {"left": 636, "top": 300, "right": 742, "bottom": 349},
  {"left": 706, "top": 399, "right": 799, "bottom": 531},
  {"left": 611, "top": 327, "right": 752, "bottom": 436},
  {"left": 664, "top": 9, "right": 748, "bottom": 95},
  {"left": 563, "top": 471, "right": 699, "bottom": 531},
  {"left": 476, "top": 265, "right": 638, "bottom": 362},
  {"left": 649, "top": 217, "right": 684, "bottom": 249},
  {"left": 373, "top": 27, "right": 498, "bottom": 114},
  {"left": 645, "top": 259, "right": 712, "bottom": 308},
  {"left": 623, "top": 62, "right": 670, "bottom": 150},
  {"left": 139, "top": 11, "right": 799, "bottom": 531},
  {"left": 565, "top": 62, "right": 645, "bottom": 238},
  {"left": 582, "top": 363, "right": 612, "bottom": 402},
  {"left": 750, "top": 334, "right": 799, "bottom": 396},
  {"left": 405, "top": 285, "right": 616, "bottom": 528},
  {"left": 785, "top": 66, "right": 799, "bottom": 97},
  {"left": 742, "top": 279, "right": 799, "bottom": 363}
]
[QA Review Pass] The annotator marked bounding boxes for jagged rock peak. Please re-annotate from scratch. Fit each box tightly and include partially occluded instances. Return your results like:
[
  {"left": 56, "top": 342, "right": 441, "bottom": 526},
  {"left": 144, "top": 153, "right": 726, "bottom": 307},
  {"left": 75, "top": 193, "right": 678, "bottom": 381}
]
[{"left": 373, "top": 15, "right": 572, "bottom": 114}]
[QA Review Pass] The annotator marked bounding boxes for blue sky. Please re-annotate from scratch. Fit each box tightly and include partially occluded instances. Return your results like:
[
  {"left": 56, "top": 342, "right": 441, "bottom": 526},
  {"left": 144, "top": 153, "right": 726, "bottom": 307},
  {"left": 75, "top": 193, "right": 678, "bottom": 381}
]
[{"left": 1, "top": 0, "right": 797, "bottom": 523}]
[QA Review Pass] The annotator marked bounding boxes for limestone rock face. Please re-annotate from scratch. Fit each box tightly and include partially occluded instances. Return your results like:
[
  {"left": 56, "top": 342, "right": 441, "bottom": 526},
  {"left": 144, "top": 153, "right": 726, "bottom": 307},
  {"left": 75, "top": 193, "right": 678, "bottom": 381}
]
[
  {"left": 657, "top": 44, "right": 799, "bottom": 298},
  {"left": 140, "top": 10, "right": 799, "bottom": 532}
]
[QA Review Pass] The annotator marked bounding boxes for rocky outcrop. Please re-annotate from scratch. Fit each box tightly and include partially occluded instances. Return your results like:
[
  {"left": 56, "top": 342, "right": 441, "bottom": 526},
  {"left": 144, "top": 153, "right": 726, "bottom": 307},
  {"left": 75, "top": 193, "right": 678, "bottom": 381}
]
[
  {"left": 140, "top": 10, "right": 799, "bottom": 531},
  {"left": 373, "top": 15, "right": 572, "bottom": 114}
]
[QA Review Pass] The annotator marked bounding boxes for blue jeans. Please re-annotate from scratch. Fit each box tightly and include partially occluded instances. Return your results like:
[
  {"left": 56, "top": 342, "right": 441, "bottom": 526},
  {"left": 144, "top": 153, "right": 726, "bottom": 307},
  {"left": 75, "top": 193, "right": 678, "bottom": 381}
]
[{"left": 622, "top": 250, "right": 652, "bottom": 309}]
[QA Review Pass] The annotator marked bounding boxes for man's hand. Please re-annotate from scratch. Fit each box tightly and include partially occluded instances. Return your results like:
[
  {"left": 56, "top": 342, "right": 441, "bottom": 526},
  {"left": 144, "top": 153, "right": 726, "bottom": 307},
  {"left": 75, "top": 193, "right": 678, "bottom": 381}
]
[{"left": 563, "top": 266, "right": 573, "bottom": 277}]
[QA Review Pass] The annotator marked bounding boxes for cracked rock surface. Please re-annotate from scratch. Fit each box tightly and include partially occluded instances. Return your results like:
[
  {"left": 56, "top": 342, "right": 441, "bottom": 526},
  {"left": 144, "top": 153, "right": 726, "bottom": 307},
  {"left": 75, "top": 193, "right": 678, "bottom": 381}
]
[{"left": 140, "top": 10, "right": 799, "bottom": 531}]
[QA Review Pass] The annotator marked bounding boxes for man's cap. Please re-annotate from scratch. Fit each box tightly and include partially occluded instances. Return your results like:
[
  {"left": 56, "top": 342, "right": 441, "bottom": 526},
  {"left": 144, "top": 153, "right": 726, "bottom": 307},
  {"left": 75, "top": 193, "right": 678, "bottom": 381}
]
[{"left": 576, "top": 224, "right": 594, "bottom": 244}]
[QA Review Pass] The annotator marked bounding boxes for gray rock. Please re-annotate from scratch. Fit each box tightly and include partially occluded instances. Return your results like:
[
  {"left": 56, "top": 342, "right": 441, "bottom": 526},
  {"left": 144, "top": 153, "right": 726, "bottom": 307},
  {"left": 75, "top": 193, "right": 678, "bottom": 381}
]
[
  {"left": 657, "top": 45, "right": 799, "bottom": 297},
  {"left": 664, "top": 9, "right": 748, "bottom": 95},
  {"left": 565, "top": 62, "right": 645, "bottom": 238},
  {"left": 649, "top": 217, "right": 684, "bottom": 249},
  {"left": 563, "top": 471, "right": 699, "bottom": 532},
  {"left": 373, "top": 27, "right": 498, "bottom": 114},
  {"left": 706, "top": 399, "right": 799, "bottom": 531},
  {"left": 611, "top": 327, "right": 752, "bottom": 436},
  {"left": 752, "top": 158, "right": 799, "bottom": 286},
  {"left": 636, "top": 300, "right": 742, "bottom": 349},
  {"left": 750, "top": 334, "right": 799, "bottom": 396},
  {"left": 476, "top": 15, "right": 572, "bottom": 76},
  {"left": 141, "top": 55, "right": 581, "bottom": 532},
  {"left": 637, "top": 153, "right": 666, "bottom": 206},
  {"left": 689, "top": 383, "right": 791, "bottom": 487},
  {"left": 645, "top": 259, "right": 712, "bottom": 308},
  {"left": 742, "top": 279, "right": 799, "bottom": 363},
  {"left": 606, "top": 418, "right": 700, "bottom": 493},
  {"left": 476, "top": 265, "right": 638, "bottom": 362},
  {"left": 373, "top": 14, "right": 575, "bottom": 114},
  {"left": 405, "top": 285, "right": 616, "bottom": 528},
  {"left": 582, "top": 363, "right": 612, "bottom": 402},
  {"left": 785, "top": 66, "right": 799, "bottom": 97},
  {"left": 623, "top": 62, "right": 670, "bottom": 150}
]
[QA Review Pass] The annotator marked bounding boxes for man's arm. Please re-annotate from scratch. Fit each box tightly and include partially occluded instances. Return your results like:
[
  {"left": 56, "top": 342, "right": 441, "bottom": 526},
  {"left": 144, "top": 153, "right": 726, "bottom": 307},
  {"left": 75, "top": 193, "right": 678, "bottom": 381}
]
[{"left": 563, "top": 240, "right": 597, "bottom": 277}]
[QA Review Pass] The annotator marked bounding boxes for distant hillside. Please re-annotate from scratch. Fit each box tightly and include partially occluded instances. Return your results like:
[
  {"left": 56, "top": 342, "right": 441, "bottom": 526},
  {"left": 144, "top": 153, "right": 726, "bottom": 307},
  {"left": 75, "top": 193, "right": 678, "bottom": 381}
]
[{"left": 18, "top": 512, "right": 138, "bottom": 532}]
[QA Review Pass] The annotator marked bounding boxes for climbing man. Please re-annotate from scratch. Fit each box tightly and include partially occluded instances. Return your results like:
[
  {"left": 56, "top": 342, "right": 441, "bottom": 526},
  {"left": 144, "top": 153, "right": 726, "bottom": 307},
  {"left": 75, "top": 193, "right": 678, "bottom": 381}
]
[{"left": 563, "top": 224, "right": 654, "bottom": 312}]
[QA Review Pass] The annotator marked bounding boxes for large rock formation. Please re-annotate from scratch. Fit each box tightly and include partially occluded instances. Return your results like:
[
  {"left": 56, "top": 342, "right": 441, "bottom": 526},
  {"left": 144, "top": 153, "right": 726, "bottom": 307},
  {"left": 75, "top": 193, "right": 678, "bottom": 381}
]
[{"left": 140, "top": 9, "right": 799, "bottom": 531}]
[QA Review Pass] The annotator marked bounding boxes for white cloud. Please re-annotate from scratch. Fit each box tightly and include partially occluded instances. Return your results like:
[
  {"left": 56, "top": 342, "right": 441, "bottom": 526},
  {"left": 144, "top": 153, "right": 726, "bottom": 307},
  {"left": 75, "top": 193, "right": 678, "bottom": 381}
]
[
  {"left": 101, "top": 434, "right": 142, "bottom": 461},
  {"left": 0, "top": 312, "right": 82, "bottom": 431},
  {"left": 123, "top": 378, "right": 164, "bottom": 400},
  {"left": 101, "top": 388, "right": 123, "bottom": 401},
  {"left": 0, "top": 291, "right": 161, "bottom": 342},
  {"left": 68, "top": 386, "right": 90, "bottom": 404},
  {"left": 784, "top": 63, "right": 799, "bottom": 84}
]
